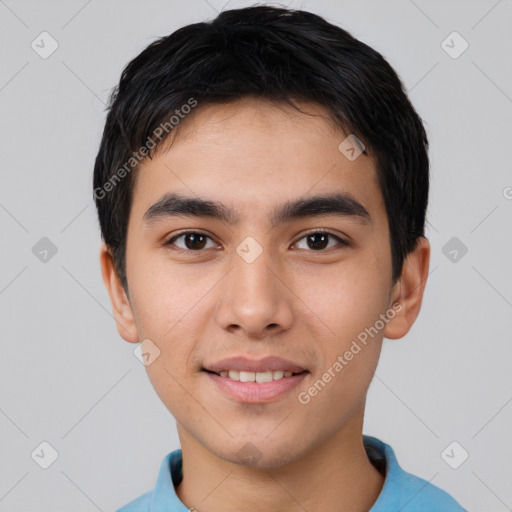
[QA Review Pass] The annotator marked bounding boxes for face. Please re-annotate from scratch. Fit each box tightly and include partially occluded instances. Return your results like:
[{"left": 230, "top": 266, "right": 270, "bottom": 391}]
[{"left": 107, "top": 97, "right": 406, "bottom": 467}]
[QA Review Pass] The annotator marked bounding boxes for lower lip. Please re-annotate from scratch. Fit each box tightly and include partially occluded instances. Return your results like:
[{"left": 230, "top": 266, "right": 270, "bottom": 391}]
[{"left": 204, "top": 371, "right": 308, "bottom": 403}]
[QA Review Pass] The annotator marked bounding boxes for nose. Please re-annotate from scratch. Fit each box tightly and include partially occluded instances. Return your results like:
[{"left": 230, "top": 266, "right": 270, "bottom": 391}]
[{"left": 214, "top": 244, "right": 294, "bottom": 339}]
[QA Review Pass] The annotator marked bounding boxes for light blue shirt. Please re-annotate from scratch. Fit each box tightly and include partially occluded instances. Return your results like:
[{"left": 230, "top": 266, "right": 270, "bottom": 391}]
[{"left": 117, "top": 435, "right": 466, "bottom": 511}]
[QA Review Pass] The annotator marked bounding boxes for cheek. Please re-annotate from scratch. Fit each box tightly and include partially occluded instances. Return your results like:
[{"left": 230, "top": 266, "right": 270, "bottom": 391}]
[
  {"left": 128, "top": 255, "right": 192, "bottom": 336},
  {"left": 302, "top": 256, "right": 389, "bottom": 338},
  {"left": 301, "top": 251, "right": 389, "bottom": 392},
  {"left": 127, "top": 256, "right": 206, "bottom": 365}
]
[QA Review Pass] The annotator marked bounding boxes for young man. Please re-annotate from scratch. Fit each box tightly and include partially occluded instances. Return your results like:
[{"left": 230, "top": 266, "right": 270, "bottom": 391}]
[{"left": 94, "top": 5, "right": 466, "bottom": 511}]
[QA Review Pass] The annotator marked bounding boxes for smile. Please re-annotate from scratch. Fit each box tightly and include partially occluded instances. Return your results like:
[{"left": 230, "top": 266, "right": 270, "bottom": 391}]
[
  {"left": 207, "top": 369, "right": 303, "bottom": 382},
  {"left": 203, "top": 369, "right": 309, "bottom": 403}
]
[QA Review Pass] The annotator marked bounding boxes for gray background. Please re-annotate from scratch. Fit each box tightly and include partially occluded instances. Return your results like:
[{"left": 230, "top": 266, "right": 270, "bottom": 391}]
[{"left": 1, "top": 0, "right": 511, "bottom": 510}]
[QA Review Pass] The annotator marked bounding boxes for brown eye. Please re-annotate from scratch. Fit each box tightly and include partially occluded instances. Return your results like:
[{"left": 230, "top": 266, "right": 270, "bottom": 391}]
[
  {"left": 294, "top": 231, "right": 348, "bottom": 251},
  {"left": 166, "top": 231, "right": 216, "bottom": 251}
]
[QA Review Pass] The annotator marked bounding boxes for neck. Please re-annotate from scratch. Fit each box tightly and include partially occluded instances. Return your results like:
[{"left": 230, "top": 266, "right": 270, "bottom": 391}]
[{"left": 175, "top": 403, "right": 385, "bottom": 512}]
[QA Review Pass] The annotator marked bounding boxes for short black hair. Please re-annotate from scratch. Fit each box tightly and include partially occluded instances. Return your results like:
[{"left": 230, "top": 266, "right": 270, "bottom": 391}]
[{"left": 93, "top": 4, "right": 429, "bottom": 292}]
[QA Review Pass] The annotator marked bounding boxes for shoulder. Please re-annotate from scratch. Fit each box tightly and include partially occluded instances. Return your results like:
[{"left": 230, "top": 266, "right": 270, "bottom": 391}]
[
  {"left": 394, "top": 469, "right": 467, "bottom": 511},
  {"left": 115, "top": 449, "right": 184, "bottom": 512},
  {"left": 363, "top": 435, "right": 467, "bottom": 512}
]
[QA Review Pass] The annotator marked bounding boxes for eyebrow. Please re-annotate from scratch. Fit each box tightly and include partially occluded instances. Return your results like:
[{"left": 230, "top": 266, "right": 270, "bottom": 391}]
[{"left": 142, "top": 191, "right": 372, "bottom": 227}]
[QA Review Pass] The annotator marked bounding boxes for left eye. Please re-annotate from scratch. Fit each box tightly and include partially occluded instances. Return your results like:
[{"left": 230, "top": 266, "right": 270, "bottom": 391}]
[
  {"left": 294, "top": 231, "right": 346, "bottom": 251},
  {"left": 165, "top": 230, "right": 346, "bottom": 252}
]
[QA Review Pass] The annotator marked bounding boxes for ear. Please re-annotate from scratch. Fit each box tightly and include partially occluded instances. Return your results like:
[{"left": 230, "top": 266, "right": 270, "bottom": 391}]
[
  {"left": 384, "top": 237, "right": 430, "bottom": 340},
  {"left": 99, "top": 243, "right": 139, "bottom": 343}
]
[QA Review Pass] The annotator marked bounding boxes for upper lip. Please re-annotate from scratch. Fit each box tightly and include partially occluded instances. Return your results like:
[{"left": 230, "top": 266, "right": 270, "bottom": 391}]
[{"left": 203, "top": 356, "right": 307, "bottom": 374}]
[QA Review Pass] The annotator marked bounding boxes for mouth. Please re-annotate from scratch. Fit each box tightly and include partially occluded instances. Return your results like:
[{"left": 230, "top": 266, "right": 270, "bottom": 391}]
[
  {"left": 203, "top": 368, "right": 307, "bottom": 382},
  {"left": 202, "top": 368, "right": 309, "bottom": 403}
]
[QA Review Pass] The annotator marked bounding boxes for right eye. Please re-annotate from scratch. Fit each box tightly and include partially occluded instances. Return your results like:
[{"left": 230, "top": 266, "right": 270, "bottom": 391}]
[{"left": 164, "top": 231, "right": 219, "bottom": 252}]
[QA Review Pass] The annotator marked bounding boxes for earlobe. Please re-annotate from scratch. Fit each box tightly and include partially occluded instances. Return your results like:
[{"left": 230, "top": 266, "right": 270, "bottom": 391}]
[
  {"left": 99, "top": 243, "right": 139, "bottom": 343},
  {"left": 384, "top": 237, "right": 431, "bottom": 340}
]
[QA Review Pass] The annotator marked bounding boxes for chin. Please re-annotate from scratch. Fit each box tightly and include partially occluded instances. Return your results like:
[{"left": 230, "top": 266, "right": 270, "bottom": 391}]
[{"left": 217, "top": 437, "right": 307, "bottom": 469}]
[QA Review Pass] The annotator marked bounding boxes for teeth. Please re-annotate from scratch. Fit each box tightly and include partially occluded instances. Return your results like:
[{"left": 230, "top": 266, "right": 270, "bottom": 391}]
[{"left": 217, "top": 370, "right": 299, "bottom": 381}]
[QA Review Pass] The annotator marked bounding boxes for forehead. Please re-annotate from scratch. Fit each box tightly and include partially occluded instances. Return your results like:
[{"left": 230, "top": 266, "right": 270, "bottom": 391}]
[{"left": 130, "top": 97, "right": 385, "bottom": 227}]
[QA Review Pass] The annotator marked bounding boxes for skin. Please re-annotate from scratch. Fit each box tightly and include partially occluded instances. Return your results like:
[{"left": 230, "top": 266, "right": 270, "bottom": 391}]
[{"left": 100, "top": 97, "right": 430, "bottom": 512}]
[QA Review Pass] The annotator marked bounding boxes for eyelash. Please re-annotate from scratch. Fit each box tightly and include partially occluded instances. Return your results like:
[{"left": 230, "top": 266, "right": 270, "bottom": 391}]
[{"left": 164, "top": 229, "right": 349, "bottom": 253}]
